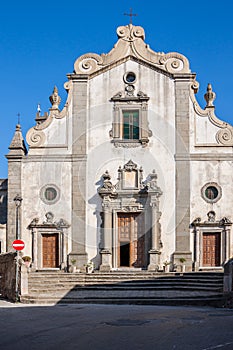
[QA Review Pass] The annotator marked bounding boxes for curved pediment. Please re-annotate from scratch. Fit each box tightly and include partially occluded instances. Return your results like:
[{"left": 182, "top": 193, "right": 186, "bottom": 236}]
[{"left": 73, "top": 24, "right": 190, "bottom": 76}]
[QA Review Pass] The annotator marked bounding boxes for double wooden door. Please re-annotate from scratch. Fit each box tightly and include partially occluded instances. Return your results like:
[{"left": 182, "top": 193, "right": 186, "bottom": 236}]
[
  {"left": 118, "top": 213, "right": 145, "bottom": 268},
  {"left": 42, "top": 234, "right": 59, "bottom": 268},
  {"left": 203, "top": 232, "right": 221, "bottom": 267}
]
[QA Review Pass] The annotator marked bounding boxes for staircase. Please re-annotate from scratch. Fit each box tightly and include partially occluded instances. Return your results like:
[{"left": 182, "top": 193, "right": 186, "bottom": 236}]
[{"left": 20, "top": 271, "right": 225, "bottom": 307}]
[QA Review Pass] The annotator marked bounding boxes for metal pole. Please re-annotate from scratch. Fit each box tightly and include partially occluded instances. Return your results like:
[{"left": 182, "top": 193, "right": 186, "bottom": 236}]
[
  {"left": 15, "top": 251, "right": 19, "bottom": 301},
  {"left": 16, "top": 206, "right": 19, "bottom": 240}
]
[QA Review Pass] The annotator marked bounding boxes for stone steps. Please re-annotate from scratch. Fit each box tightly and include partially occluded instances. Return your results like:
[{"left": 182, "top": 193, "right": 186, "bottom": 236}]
[
  {"left": 20, "top": 295, "right": 226, "bottom": 307},
  {"left": 21, "top": 271, "right": 224, "bottom": 306}
]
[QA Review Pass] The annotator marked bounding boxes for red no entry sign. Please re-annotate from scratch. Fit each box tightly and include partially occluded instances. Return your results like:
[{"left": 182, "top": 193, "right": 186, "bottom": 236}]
[{"left": 12, "top": 239, "right": 25, "bottom": 251}]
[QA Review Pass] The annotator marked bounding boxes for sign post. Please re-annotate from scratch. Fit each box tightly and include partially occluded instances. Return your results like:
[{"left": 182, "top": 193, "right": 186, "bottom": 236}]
[{"left": 12, "top": 239, "right": 25, "bottom": 301}]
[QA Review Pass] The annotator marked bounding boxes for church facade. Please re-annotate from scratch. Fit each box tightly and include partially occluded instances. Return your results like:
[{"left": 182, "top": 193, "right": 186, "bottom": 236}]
[{"left": 4, "top": 24, "right": 233, "bottom": 272}]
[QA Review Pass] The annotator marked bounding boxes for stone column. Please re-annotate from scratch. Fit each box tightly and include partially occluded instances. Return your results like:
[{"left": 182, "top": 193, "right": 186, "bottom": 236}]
[
  {"left": 100, "top": 200, "right": 112, "bottom": 272},
  {"left": 148, "top": 200, "right": 161, "bottom": 271}
]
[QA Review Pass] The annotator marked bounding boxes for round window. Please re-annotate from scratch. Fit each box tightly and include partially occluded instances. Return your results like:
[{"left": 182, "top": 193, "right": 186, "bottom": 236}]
[
  {"left": 124, "top": 72, "right": 136, "bottom": 84},
  {"left": 201, "top": 182, "right": 222, "bottom": 203},
  {"left": 45, "top": 187, "right": 57, "bottom": 201},
  {"left": 205, "top": 186, "right": 218, "bottom": 200},
  {"left": 40, "top": 184, "right": 60, "bottom": 205}
]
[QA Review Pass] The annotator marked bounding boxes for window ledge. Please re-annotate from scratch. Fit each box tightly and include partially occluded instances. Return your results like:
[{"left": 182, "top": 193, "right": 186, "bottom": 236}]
[{"left": 112, "top": 139, "right": 149, "bottom": 148}]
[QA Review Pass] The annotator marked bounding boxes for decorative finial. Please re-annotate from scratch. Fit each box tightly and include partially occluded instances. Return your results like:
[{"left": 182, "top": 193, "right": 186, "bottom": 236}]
[
  {"left": 124, "top": 8, "right": 138, "bottom": 24},
  {"left": 102, "top": 170, "right": 111, "bottom": 181},
  {"left": 37, "top": 103, "right": 41, "bottom": 115},
  {"left": 49, "top": 86, "right": 61, "bottom": 110},
  {"left": 204, "top": 83, "right": 216, "bottom": 108}
]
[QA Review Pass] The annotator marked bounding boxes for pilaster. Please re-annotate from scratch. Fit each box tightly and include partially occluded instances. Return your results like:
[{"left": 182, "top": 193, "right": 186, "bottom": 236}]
[
  {"left": 99, "top": 200, "right": 113, "bottom": 272},
  {"left": 148, "top": 199, "right": 161, "bottom": 271},
  {"left": 70, "top": 76, "right": 89, "bottom": 268},
  {"left": 173, "top": 76, "right": 193, "bottom": 271}
]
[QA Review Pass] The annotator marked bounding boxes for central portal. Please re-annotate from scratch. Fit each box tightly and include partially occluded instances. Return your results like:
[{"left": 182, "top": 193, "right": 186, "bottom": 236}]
[
  {"left": 42, "top": 233, "right": 59, "bottom": 268},
  {"left": 118, "top": 213, "right": 145, "bottom": 268}
]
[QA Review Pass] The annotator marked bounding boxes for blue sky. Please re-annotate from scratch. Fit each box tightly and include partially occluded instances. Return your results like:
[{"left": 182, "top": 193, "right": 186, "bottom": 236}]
[{"left": 1, "top": 0, "right": 233, "bottom": 178}]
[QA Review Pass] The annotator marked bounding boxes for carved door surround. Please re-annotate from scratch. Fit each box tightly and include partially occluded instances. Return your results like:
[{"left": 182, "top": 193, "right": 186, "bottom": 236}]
[
  {"left": 98, "top": 160, "right": 163, "bottom": 271},
  {"left": 191, "top": 212, "right": 232, "bottom": 270},
  {"left": 28, "top": 213, "right": 70, "bottom": 270}
]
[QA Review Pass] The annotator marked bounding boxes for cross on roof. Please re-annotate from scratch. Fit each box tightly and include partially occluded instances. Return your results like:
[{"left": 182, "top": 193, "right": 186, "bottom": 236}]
[
  {"left": 17, "top": 113, "right": 20, "bottom": 124},
  {"left": 124, "top": 8, "right": 138, "bottom": 24}
]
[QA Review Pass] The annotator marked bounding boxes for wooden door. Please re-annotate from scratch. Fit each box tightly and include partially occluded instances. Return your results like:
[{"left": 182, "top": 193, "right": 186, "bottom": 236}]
[
  {"left": 118, "top": 213, "right": 145, "bottom": 268},
  {"left": 42, "top": 234, "right": 59, "bottom": 268},
  {"left": 203, "top": 232, "right": 221, "bottom": 267}
]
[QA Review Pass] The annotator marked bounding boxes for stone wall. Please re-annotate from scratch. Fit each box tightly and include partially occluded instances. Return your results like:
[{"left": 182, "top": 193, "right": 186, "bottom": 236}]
[
  {"left": 0, "top": 252, "right": 16, "bottom": 301},
  {"left": 0, "top": 179, "right": 7, "bottom": 225}
]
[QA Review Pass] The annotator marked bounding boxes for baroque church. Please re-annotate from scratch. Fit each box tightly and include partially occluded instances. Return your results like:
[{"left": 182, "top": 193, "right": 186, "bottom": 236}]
[{"left": 2, "top": 23, "right": 233, "bottom": 273}]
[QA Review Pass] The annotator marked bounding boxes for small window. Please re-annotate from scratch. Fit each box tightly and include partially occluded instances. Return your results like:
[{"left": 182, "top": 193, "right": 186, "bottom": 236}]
[
  {"left": 45, "top": 187, "right": 57, "bottom": 201},
  {"left": 201, "top": 182, "right": 222, "bottom": 203},
  {"left": 123, "top": 111, "right": 139, "bottom": 140},
  {"left": 40, "top": 184, "right": 60, "bottom": 205},
  {"left": 124, "top": 72, "right": 136, "bottom": 84},
  {"left": 205, "top": 186, "right": 218, "bottom": 200}
]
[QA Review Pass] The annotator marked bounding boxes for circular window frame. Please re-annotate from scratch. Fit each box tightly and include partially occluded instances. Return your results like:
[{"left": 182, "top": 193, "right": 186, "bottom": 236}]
[
  {"left": 201, "top": 182, "right": 222, "bottom": 203},
  {"left": 123, "top": 71, "right": 137, "bottom": 84},
  {"left": 40, "top": 184, "right": 60, "bottom": 205}
]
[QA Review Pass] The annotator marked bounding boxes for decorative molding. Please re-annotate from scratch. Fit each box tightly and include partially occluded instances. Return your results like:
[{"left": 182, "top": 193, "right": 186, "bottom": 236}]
[
  {"left": 122, "top": 159, "right": 138, "bottom": 171},
  {"left": 28, "top": 214, "right": 70, "bottom": 229},
  {"left": 190, "top": 81, "right": 233, "bottom": 146},
  {"left": 73, "top": 24, "right": 190, "bottom": 76},
  {"left": 43, "top": 212, "right": 55, "bottom": 224},
  {"left": 190, "top": 213, "right": 232, "bottom": 228},
  {"left": 113, "top": 141, "right": 141, "bottom": 148},
  {"left": 98, "top": 171, "right": 117, "bottom": 198},
  {"left": 26, "top": 83, "right": 72, "bottom": 147},
  {"left": 175, "top": 154, "right": 233, "bottom": 161},
  {"left": 111, "top": 89, "right": 149, "bottom": 102},
  {"left": 26, "top": 130, "right": 46, "bottom": 148}
]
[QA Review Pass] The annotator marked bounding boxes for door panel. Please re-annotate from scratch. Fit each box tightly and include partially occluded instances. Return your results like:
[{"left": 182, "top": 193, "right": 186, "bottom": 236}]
[
  {"left": 118, "top": 213, "right": 145, "bottom": 268},
  {"left": 42, "top": 234, "right": 59, "bottom": 268},
  {"left": 203, "top": 232, "right": 221, "bottom": 267}
]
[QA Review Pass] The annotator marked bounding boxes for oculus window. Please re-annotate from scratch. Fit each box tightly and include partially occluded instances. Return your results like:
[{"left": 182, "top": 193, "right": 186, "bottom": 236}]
[
  {"left": 40, "top": 184, "right": 60, "bottom": 205},
  {"left": 201, "top": 182, "right": 222, "bottom": 203}
]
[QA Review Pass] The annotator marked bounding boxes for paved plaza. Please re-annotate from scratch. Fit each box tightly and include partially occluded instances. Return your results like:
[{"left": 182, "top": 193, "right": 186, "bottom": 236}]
[{"left": 0, "top": 300, "right": 233, "bottom": 350}]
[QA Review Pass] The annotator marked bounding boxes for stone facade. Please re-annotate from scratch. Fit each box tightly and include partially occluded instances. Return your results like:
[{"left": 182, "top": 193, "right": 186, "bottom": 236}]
[{"left": 4, "top": 24, "right": 233, "bottom": 272}]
